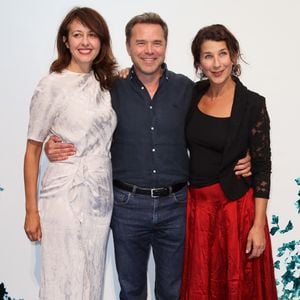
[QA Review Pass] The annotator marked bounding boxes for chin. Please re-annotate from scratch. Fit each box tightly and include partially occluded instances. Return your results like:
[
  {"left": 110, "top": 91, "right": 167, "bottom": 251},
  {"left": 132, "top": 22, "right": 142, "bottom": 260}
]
[{"left": 141, "top": 68, "right": 159, "bottom": 76}]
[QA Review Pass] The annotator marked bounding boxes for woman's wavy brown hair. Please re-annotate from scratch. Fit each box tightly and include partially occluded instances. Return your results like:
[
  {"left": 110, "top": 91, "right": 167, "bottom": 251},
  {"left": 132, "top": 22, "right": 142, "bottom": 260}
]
[{"left": 50, "top": 7, "right": 117, "bottom": 90}]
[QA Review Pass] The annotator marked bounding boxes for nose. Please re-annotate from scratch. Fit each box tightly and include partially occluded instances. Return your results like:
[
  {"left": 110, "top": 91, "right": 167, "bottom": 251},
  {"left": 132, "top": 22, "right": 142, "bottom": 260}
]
[
  {"left": 81, "top": 34, "right": 90, "bottom": 46},
  {"left": 213, "top": 56, "right": 221, "bottom": 68},
  {"left": 145, "top": 43, "right": 154, "bottom": 54}
]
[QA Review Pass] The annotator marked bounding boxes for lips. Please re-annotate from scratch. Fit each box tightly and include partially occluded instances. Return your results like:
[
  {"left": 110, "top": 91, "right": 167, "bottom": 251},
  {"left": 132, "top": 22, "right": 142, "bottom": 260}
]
[
  {"left": 142, "top": 57, "right": 156, "bottom": 61},
  {"left": 78, "top": 48, "right": 93, "bottom": 55},
  {"left": 212, "top": 70, "right": 224, "bottom": 77}
]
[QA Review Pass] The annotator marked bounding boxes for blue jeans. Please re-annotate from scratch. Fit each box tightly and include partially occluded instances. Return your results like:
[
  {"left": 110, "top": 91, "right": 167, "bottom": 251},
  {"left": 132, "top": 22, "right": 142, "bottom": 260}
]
[{"left": 111, "top": 185, "right": 187, "bottom": 300}]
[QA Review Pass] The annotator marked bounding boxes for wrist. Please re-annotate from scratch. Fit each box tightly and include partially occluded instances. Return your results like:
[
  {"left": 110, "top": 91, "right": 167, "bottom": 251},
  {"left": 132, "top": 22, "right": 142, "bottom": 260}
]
[
  {"left": 26, "top": 209, "right": 39, "bottom": 215},
  {"left": 253, "top": 218, "right": 266, "bottom": 228}
]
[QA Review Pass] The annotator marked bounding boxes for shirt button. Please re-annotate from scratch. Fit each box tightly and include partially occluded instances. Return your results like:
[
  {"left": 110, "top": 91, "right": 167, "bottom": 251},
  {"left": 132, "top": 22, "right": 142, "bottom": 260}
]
[
  {"left": 151, "top": 127, "right": 154, "bottom": 130},
  {"left": 152, "top": 148, "right": 156, "bottom": 152},
  {"left": 153, "top": 170, "right": 156, "bottom": 173},
  {"left": 141, "top": 86, "right": 145, "bottom": 90},
  {"left": 149, "top": 106, "right": 153, "bottom": 109}
]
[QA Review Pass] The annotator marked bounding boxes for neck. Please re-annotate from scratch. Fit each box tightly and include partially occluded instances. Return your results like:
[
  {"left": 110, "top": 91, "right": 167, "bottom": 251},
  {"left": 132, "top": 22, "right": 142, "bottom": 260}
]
[
  {"left": 207, "top": 77, "right": 235, "bottom": 100},
  {"left": 135, "top": 68, "right": 163, "bottom": 98},
  {"left": 135, "top": 67, "right": 163, "bottom": 85},
  {"left": 67, "top": 61, "right": 92, "bottom": 74}
]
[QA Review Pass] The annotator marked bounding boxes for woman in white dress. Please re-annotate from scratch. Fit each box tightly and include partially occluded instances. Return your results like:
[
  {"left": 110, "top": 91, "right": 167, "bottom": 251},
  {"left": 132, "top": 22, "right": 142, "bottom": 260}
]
[{"left": 24, "top": 7, "right": 117, "bottom": 299}]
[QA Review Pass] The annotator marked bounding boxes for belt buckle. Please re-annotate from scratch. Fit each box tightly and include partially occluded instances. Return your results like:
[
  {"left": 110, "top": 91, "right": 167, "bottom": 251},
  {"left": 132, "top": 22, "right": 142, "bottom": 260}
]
[{"left": 150, "top": 188, "right": 158, "bottom": 198}]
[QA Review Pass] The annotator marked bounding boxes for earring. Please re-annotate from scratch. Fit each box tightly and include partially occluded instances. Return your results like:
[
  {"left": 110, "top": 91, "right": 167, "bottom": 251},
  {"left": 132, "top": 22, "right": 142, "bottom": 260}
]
[
  {"left": 62, "top": 36, "right": 69, "bottom": 48},
  {"left": 197, "top": 68, "right": 206, "bottom": 80},
  {"left": 232, "top": 64, "right": 241, "bottom": 76}
]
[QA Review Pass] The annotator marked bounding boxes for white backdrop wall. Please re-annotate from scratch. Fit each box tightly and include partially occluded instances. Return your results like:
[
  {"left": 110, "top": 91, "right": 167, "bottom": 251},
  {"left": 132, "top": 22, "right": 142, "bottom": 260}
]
[{"left": 0, "top": 1, "right": 299, "bottom": 299}]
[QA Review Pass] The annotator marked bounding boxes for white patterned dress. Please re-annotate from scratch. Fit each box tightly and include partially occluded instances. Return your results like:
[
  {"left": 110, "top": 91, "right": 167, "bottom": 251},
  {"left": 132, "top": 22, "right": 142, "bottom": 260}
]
[{"left": 27, "top": 70, "right": 117, "bottom": 300}]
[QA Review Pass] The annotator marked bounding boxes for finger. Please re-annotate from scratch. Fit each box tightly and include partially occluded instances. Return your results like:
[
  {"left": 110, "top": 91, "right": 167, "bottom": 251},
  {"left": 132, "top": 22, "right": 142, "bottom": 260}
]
[
  {"left": 31, "top": 230, "right": 41, "bottom": 242},
  {"left": 249, "top": 244, "right": 265, "bottom": 259},
  {"left": 236, "top": 156, "right": 249, "bottom": 165},
  {"left": 26, "top": 231, "right": 35, "bottom": 241},
  {"left": 51, "top": 143, "right": 75, "bottom": 151},
  {"left": 49, "top": 155, "right": 69, "bottom": 161},
  {"left": 246, "top": 239, "right": 252, "bottom": 254},
  {"left": 248, "top": 247, "right": 259, "bottom": 259},
  {"left": 25, "top": 225, "right": 40, "bottom": 241},
  {"left": 25, "top": 228, "right": 34, "bottom": 240},
  {"left": 38, "top": 230, "right": 42, "bottom": 241},
  {"left": 241, "top": 171, "right": 252, "bottom": 177},
  {"left": 36, "top": 227, "right": 42, "bottom": 241},
  {"left": 49, "top": 151, "right": 75, "bottom": 160},
  {"left": 50, "top": 135, "right": 63, "bottom": 143},
  {"left": 47, "top": 146, "right": 76, "bottom": 161},
  {"left": 234, "top": 161, "right": 250, "bottom": 171},
  {"left": 49, "top": 147, "right": 75, "bottom": 156},
  {"left": 235, "top": 167, "right": 251, "bottom": 175}
]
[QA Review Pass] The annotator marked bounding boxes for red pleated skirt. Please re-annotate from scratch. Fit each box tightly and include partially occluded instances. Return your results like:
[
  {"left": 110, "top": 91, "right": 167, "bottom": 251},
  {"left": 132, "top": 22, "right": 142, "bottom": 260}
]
[{"left": 180, "top": 183, "right": 278, "bottom": 300}]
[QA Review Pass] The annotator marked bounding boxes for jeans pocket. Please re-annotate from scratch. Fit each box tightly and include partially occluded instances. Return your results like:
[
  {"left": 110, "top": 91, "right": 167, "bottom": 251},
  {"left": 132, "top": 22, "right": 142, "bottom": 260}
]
[
  {"left": 113, "top": 187, "right": 131, "bottom": 206},
  {"left": 172, "top": 186, "right": 187, "bottom": 204}
]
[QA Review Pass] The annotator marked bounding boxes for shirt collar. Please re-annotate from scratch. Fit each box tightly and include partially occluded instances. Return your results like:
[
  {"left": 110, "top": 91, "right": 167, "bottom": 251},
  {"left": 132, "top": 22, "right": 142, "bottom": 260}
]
[{"left": 129, "top": 63, "right": 169, "bottom": 81}]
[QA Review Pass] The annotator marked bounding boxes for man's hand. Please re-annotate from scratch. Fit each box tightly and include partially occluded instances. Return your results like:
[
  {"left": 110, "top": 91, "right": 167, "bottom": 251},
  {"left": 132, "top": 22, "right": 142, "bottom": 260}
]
[
  {"left": 45, "top": 135, "right": 75, "bottom": 161},
  {"left": 234, "top": 152, "right": 252, "bottom": 177},
  {"left": 118, "top": 68, "right": 130, "bottom": 79}
]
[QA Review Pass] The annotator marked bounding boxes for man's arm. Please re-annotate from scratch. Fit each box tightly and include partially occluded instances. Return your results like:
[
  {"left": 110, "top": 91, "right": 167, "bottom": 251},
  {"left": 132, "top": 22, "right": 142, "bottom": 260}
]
[{"left": 45, "top": 135, "right": 76, "bottom": 161}]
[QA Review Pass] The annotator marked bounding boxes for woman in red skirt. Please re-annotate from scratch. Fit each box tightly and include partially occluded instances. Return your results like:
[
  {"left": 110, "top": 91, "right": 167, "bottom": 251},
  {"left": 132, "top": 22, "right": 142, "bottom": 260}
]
[{"left": 180, "top": 24, "right": 277, "bottom": 299}]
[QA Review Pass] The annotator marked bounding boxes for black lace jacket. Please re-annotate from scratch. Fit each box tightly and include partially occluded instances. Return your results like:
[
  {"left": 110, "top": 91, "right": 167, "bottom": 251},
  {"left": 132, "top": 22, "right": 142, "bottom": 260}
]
[{"left": 187, "top": 76, "right": 271, "bottom": 200}]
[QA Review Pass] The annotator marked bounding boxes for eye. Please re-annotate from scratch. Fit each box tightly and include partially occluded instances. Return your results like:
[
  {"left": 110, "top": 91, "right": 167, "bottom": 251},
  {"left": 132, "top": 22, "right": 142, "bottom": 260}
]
[
  {"left": 72, "top": 32, "right": 82, "bottom": 38},
  {"left": 153, "top": 41, "right": 162, "bottom": 46},
  {"left": 89, "top": 32, "right": 98, "bottom": 38},
  {"left": 203, "top": 54, "right": 213, "bottom": 59},
  {"left": 219, "top": 51, "right": 228, "bottom": 57}
]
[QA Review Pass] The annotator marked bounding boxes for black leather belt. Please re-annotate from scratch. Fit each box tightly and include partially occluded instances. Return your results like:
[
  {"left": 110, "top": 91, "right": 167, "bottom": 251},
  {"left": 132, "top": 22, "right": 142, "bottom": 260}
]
[{"left": 113, "top": 180, "right": 186, "bottom": 198}]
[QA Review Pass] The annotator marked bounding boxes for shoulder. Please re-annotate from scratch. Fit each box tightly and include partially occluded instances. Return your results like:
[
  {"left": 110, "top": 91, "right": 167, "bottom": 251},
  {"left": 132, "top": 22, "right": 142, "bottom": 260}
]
[
  {"left": 110, "top": 77, "right": 129, "bottom": 99},
  {"left": 35, "top": 72, "right": 64, "bottom": 92},
  {"left": 166, "top": 69, "right": 194, "bottom": 86},
  {"left": 191, "top": 80, "right": 210, "bottom": 101},
  {"left": 235, "top": 77, "right": 266, "bottom": 108},
  {"left": 193, "top": 79, "right": 210, "bottom": 91},
  {"left": 31, "top": 72, "right": 65, "bottom": 106}
]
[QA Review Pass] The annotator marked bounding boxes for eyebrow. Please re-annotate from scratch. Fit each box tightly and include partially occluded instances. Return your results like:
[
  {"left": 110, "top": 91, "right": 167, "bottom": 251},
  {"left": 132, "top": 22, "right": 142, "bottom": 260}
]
[
  {"left": 202, "top": 48, "right": 228, "bottom": 54},
  {"left": 71, "top": 29, "right": 95, "bottom": 33},
  {"left": 135, "top": 39, "right": 163, "bottom": 42}
]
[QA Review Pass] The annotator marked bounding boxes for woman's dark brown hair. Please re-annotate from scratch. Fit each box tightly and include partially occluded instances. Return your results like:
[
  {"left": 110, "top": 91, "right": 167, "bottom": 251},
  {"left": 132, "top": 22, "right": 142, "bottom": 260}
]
[
  {"left": 191, "top": 24, "right": 242, "bottom": 77},
  {"left": 50, "top": 7, "right": 117, "bottom": 90}
]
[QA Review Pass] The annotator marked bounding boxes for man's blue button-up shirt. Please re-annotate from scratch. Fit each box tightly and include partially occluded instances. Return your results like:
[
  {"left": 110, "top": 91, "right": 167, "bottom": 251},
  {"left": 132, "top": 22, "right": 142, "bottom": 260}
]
[{"left": 111, "top": 65, "right": 194, "bottom": 187}]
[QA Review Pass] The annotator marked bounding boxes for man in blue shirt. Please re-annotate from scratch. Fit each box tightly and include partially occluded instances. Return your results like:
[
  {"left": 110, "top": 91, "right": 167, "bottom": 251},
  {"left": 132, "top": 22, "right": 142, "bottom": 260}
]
[
  {"left": 110, "top": 13, "right": 193, "bottom": 300},
  {"left": 45, "top": 12, "right": 250, "bottom": 300}
]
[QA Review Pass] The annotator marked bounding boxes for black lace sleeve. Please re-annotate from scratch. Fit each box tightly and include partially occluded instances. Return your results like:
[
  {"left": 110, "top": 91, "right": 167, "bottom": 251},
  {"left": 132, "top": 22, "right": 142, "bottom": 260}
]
[{"left": 249, "top": 98, "right": 271, "bottom": 199}]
